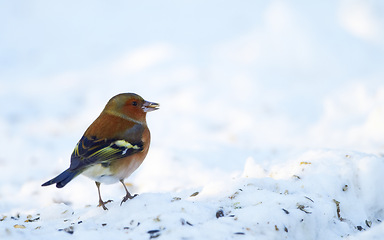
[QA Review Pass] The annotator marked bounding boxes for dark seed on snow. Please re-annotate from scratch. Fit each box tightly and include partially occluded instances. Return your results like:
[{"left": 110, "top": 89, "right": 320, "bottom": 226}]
[
  {"left": 148, "top": 230, "right": 161, "bottom": 239},
  {"left": 234, "top": 232, "right": 245, "bottom": 235},
  {"left": 180, "top": 218, "right": 194, "bottom": 226},
  {"left": 78, "top": 221, "right": 82, "bottom": 224},
  {"left": 282, "top": 208, "right": 289, "bottom": 214},
  {"left": 356, "top": 226, "right": 363, "bottom": 231},
  {"left": 216, "top": 209, "right": 225, "bottom": 218},
  {"left": 25, "top": 217, "right": 40, "bottom": 222},
  {"left": 190, "top": 192, "right": 199, "bottom": 197},
  {"left": 365, "top": 220, "right": 372, "bottom": 228},
  {"left": 65, "top": 227, "right": 74, "bottom": 234},
  {"left": 304, "top": 196, "right": 314, "bottom": 203},
  {"left": 171, "top": 197, "right": 181, "bottom": 202},
  {"left": 102, "top": 223, "right": 107, "bottom": 227},
  {"left": 150, "top": 233, "right": 161, "bottom": 239},
  {"left": 297, "top": 205, "right": 312, "bottom": 214},
  {"left": 59, "top": 226, "right": 74, "bottom": 234}
]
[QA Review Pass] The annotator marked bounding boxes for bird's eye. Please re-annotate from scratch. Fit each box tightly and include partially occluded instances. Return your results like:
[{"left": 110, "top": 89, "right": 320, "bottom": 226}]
[{"left": 132, "top": 101, "right": 138, "bottom": 106}]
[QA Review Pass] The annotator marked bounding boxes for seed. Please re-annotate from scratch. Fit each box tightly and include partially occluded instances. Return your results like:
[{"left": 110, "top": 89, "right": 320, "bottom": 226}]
[
  {"left": 216, "top": 210, "right": 224, "bottom": 219},
  {"left": 190, "top": 192, "right": 199, "bottom": 197},
  {"left": 14, "top": 224, "right": 26, "bottom": 229}
]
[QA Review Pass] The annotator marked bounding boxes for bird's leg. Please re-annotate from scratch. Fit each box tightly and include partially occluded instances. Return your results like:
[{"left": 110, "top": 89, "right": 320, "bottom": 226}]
[
  {"left": 120, "top": 180, "right": 138, "bottom": 205},
  {"left": 95, "top": 181, "right": 113, "bottom": 210}
]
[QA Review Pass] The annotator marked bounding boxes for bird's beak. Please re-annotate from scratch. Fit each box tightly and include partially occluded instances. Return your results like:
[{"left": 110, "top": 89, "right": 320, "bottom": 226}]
[{"left": 142, "top": 101, "right": 160, "bottom": 112}]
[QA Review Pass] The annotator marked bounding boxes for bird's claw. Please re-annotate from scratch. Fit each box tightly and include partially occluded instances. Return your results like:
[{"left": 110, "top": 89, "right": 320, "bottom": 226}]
[
  {"left": 98, "top": 199, "right": 113, "bottom": 210},
  {"left": 120, "top": 194, "right": 138, "bottom": 206}
]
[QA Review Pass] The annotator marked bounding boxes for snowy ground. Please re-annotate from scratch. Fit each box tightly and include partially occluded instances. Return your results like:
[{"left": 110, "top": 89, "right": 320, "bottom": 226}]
[{"left": 1, "top": 1, "right": 384, "bottom": 239}]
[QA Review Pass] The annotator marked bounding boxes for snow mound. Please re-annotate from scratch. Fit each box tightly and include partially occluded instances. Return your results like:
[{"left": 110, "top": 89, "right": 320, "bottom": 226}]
[{"left": 1, "top": 150, "right": 383, "bottom": 239}]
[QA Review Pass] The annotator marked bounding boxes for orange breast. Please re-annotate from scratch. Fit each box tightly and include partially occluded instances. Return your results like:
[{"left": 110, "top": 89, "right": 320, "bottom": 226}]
[{"left": 109, "top": 127, "right": 150, "bottom": 180}]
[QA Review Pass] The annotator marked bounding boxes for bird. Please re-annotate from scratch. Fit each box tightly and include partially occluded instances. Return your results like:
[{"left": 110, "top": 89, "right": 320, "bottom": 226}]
[{"left": 42, "top": 93, "right": 159, "bottom": 210}]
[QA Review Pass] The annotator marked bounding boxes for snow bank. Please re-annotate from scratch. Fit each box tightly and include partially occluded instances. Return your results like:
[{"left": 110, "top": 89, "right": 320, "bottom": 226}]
[{"left": 1, "top": 150, "right": 383, "bottom": 239}]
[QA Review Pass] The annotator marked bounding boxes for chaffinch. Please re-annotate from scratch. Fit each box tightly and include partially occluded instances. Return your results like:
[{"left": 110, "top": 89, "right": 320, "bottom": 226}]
[{"left": 42, "top": 93, "right": 159, "bottom": 210}]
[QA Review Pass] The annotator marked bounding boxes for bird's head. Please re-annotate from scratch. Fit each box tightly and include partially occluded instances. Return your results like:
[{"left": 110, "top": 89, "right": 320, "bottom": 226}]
[{"left": 103, "top": 93, "right": 159, "bottom": 123}]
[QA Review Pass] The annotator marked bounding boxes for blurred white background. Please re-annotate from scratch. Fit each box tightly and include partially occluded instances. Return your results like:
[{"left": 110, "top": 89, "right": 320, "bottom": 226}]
[{"left": 1, "top": 0, "right": 384, "bottom": 204}]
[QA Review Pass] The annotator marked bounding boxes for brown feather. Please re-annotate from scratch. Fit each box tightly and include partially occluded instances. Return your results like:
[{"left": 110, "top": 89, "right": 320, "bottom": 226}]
[{"left": 84, "top": 113, "right": 139, "bottom": 139}]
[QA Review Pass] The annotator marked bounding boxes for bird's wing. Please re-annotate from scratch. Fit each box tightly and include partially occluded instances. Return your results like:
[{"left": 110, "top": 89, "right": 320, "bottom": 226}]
[{"left": 69, "top": 135, "right": 144, "bottom": 171}]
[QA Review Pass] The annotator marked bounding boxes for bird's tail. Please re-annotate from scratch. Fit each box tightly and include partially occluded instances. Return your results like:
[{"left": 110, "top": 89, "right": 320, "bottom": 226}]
[{"left": 41, "top": 169, "right": 79, "bottom": 188}]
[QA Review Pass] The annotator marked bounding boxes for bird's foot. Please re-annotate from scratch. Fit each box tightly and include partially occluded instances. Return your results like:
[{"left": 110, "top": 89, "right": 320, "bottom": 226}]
[
  {"left": 120, "top": 193, "right": 138, "bottom": 206},
  {"left": 98, "top": 199, "right": 113, "bottom": 210}
]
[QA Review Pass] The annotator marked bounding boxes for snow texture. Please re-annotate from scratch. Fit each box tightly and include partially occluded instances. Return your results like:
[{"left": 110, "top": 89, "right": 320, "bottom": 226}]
[{"left": 1, "top": 1, "right": 384, "bottom": 239}]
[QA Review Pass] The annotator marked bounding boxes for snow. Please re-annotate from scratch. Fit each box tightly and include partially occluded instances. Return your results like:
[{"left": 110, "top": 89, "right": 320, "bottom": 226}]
[{"left": 1, "top": 0, "right": 384, "bottom": 239}]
